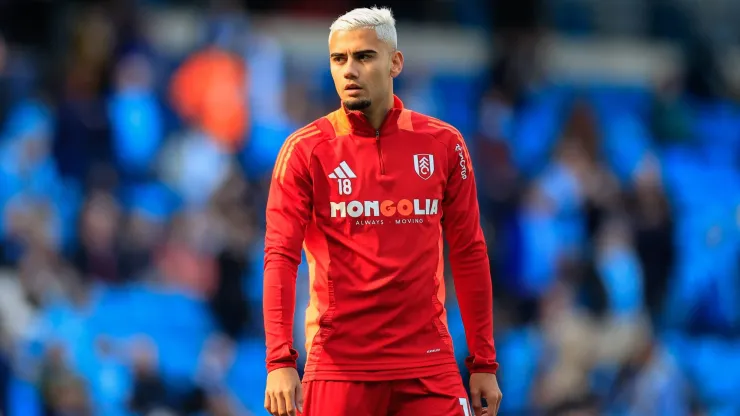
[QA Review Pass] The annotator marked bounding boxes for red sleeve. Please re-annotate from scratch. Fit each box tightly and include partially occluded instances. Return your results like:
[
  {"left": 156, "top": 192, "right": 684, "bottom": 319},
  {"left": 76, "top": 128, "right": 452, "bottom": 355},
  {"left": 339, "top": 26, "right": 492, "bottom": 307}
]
[
  {"left": 263, "top": 136, "right": 314, "bottom": 373},
  {"left": 441, "top": 133, "right": 499, "bottom": 374}
]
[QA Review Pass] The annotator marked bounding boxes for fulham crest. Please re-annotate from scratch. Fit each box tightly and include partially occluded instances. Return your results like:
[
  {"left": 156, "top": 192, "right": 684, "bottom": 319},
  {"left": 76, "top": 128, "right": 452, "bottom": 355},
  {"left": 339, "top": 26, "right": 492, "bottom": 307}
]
[{"left": 413, "top": 154, "right": 434, "bottom": 180}]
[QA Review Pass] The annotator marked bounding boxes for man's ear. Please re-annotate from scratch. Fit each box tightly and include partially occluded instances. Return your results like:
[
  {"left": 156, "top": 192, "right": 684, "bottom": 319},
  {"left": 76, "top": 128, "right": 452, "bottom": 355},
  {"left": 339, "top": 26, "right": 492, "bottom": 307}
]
[{"left": 390, "top": 50, "right": 404, "bottom": 78}]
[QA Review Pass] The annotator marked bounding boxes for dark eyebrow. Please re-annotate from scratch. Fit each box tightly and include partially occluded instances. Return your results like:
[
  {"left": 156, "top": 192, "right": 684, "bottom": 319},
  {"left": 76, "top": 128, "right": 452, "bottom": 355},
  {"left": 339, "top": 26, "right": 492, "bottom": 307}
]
[{"left": 330, "top": 49, "right": 378, "bottom": 58}]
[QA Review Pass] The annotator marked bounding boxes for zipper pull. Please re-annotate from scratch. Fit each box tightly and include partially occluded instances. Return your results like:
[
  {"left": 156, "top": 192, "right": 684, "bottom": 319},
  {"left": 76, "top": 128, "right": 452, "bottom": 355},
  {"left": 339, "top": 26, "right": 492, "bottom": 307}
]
[{"left": 375, "top": 130, "right": 385, "bottom": 174}]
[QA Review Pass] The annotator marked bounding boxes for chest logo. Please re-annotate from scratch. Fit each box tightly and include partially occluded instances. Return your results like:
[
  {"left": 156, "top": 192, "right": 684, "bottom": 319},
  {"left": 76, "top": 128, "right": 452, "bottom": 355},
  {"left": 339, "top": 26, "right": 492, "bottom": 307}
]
[
  {"left": 328, "top": 160, "right": 356, "bottom": 195},
  {"left": 413, "top": 154, "right": 435, "bottom": 180}
]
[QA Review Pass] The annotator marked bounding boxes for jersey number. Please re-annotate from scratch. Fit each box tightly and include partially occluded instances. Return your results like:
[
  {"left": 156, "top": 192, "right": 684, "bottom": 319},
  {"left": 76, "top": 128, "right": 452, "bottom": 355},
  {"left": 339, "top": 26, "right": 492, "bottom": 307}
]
[
  {"left": 338, "top": 179, "right": 352, "bottom": 195},
  {"left": 459, "top": 398, "right": 472, "bottom": 416}
]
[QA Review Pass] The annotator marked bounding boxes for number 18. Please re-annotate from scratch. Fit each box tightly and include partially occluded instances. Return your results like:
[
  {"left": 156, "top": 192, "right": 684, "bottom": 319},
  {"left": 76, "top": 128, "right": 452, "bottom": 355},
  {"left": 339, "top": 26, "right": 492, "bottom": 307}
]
[{"left": 338, "top": 179, "right": 352, "bottom": 195}]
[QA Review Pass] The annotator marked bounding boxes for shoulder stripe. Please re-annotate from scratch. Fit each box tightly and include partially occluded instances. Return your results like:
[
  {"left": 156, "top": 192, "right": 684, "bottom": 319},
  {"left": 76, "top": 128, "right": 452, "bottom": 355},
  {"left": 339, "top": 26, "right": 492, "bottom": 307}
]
[
  {"left": 274, "top": 125, "right": 317, "bottom": 173},
  {"left": 429, "top": 121, "right": 464, "bottom": 142},
  {"left": 428, "top": 120, "right": 472, "bottom": 165},
  {"left": 276, "top": 130, "right": 322, "bottom": 184},
  {"left": 428, "top": 119, "right": 463, "bottom": 138},
  {"left": 273, "top": 127, "right": 320, "bottom": 182},
  {"left": 273, "top": 126, "right": 320, "bottom": 183}
]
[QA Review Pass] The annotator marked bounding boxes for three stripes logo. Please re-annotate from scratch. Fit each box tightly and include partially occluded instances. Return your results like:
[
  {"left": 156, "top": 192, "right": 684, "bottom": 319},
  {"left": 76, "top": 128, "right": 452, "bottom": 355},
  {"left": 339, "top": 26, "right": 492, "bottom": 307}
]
[
  {"left": 328, "top": 161, "right": 356, "bottom": 195},
  {"left": 327, "top": 161, "right": 357, "bottom": 180}
]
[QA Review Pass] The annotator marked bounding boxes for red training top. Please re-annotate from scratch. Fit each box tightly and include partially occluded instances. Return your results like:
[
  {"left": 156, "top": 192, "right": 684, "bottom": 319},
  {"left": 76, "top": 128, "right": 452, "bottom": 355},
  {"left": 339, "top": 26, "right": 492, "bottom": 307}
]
[{"left": 263, "top": 95, "right": 498, "bottom": 381}]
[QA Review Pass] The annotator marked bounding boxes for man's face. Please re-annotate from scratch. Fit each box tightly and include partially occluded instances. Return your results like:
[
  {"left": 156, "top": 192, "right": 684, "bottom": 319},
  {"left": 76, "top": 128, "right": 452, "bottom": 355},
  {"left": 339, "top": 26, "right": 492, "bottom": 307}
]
[{"left": 329, "top": 28, "right": 402, "bottom": 111}]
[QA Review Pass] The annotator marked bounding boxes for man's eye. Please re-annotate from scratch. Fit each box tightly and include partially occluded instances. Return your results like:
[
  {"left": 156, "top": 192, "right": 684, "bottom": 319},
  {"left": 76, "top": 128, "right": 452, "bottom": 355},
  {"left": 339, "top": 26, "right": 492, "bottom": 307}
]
[{"left": 358, "top": 54, "right": 369, "bottom": 61}]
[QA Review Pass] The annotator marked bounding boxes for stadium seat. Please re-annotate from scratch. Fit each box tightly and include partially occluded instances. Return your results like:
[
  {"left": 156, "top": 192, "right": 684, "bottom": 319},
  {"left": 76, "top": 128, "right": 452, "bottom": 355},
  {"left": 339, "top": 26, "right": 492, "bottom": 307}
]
[
  {"left": 601, "top": 113, "right": 652, "bottom": 184},
  {"left": 495, "top": 326, "right": 543, "bottom": 414},
  {"left": 430, "top": 72, "right": 486, "bottom": 136},
  {"left": 227, "top": 338, "right": 268, "bottom": 413},
  {"left": 587, "top": 85, "right": 652, "bottom": 119},
  {"left": 508, "top": 86, "right": 569, "bottom": 177},
  {"left": 691, "top": 100, "right": 740, "bottom": 167},
  {"left": 7, "top": 375, "right": 42, "bottom": 416}
]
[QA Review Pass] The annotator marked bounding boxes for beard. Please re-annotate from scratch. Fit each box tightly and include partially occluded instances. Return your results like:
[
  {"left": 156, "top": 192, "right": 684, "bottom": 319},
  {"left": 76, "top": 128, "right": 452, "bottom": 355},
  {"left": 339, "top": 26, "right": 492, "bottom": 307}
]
[{"left": 343, "top": 98, "right": 372, "bottom": 111}]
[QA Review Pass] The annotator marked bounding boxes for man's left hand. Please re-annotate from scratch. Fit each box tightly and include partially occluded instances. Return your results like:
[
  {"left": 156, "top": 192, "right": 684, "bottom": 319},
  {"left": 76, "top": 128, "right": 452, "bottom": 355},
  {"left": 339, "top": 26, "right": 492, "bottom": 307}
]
[{"left": 469, "top": 372, "right": 502, "bottom": 416}]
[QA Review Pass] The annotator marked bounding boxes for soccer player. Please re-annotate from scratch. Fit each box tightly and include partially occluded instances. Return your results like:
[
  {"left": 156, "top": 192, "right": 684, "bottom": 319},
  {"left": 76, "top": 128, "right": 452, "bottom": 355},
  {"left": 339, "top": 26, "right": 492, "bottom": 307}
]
[{"left": 263, "top": 7, "right": 501, "bottom": 416}]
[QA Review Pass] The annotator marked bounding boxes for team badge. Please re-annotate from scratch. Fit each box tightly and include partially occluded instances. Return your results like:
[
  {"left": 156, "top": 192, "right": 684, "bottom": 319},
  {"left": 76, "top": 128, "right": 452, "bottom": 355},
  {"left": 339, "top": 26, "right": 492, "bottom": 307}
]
[{"left": 413, "top": 154, "right": 434, "bottom": 180}]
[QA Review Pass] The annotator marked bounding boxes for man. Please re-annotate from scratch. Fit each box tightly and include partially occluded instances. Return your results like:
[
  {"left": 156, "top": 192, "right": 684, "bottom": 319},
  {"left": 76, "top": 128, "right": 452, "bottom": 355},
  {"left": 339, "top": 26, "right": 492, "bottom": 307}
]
[{"left": 263, "top": 7, "right": 502, "bottom": 416}]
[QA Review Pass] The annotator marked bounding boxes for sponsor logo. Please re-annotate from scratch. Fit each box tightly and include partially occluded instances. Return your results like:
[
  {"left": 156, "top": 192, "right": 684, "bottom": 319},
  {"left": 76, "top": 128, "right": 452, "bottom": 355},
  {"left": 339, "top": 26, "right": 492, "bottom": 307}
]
[
  {"left": 330, "top": 198, "right": 440, "bottom": 225},
  {"left": 413, "top": 154, "right": 434, "bottom": 180},
  {"left": 454, "top": 144, "right": 467, "bottom": 180}
]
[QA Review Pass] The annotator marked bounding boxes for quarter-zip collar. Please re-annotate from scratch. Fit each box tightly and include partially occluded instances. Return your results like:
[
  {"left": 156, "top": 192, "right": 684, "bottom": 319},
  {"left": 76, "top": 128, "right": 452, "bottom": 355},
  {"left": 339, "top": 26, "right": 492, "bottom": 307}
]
[{"left": 340, "top": 94, "right": 405, "bottom": 138}]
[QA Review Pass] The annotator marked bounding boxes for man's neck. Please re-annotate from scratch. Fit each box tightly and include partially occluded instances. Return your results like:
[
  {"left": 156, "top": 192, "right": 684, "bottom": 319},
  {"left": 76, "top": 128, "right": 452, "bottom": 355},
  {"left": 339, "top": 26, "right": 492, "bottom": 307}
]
[{"left": 363, "top": 95, "right": 394, "bottom": 130}]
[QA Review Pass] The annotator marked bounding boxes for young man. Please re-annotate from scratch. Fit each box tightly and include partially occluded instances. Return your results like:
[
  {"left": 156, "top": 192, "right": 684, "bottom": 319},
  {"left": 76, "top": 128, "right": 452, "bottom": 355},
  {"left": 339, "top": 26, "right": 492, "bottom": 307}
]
[{"left": 263, "top": 7, "right": 502, "bottom": 416}]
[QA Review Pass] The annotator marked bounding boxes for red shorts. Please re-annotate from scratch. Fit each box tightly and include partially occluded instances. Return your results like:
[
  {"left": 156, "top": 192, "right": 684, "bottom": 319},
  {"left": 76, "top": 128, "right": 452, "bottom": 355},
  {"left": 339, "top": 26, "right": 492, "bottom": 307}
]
[{"left": 298, "top": 371, "right": 474, "bottom": 416}]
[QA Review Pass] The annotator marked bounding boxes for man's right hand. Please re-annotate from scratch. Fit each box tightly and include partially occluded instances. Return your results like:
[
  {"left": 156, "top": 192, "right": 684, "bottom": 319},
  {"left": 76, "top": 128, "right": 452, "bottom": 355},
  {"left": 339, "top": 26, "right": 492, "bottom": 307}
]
[{"left": 265, "top": 367, "right": 304, "bottom": 416}]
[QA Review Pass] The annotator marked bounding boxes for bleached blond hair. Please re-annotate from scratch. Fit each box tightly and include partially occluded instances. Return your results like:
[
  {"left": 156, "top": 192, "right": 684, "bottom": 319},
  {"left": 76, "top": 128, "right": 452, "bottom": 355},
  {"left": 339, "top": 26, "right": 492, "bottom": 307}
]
[{"left": 329, "top": 7, "right": 397, "bottom": 50}]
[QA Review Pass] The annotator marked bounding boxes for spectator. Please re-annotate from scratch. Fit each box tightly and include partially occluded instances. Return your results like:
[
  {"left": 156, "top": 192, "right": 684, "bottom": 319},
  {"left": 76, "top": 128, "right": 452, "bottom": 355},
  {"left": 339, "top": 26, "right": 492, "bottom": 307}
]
[
  {"left": 73, "top": 191, "right": 123, "bottom": 284},
  {"left": 108, "top": 51, "right": 164, "bottom": 183},
  {"left": 626, "top": 159, "right": 675, "bottom": 322},
  {"left": 38, "top": 343, "right": 92, "bottom": 416},
  {"left": 127, "top": 337, "right": 172, "bottom": 415}
]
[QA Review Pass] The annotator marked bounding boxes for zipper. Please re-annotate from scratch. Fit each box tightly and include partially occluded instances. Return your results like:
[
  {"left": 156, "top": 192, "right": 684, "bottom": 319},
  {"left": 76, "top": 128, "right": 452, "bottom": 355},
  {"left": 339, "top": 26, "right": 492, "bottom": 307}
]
[{"left": 375, "top": 129, "right": 385, "bottom": 174}]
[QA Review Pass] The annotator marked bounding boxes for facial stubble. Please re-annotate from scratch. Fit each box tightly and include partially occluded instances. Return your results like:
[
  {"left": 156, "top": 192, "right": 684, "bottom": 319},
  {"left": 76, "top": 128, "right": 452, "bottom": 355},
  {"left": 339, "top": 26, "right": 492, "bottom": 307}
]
[{"left": 343, "top": 98, "right": 372, "bottom": 111}]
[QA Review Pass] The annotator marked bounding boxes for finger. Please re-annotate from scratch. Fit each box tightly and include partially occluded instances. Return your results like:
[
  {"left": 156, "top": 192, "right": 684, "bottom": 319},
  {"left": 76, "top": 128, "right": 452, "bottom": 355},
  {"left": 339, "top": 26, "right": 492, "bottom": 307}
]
[
  {"left": 265, "top": 392, "right": 271, "bottom": 413},
  {"left": 284, "top": 389, "right": 297, "bottom": 416},
  {"left": 488, "top": 391, "right": 501, "bottom": 416},
  {"left": 470, "top": 389, "right": 483, "bottom": 416},
  {"left": 278, "top": 389, "right": 293, "bottom": 416},
  {"left": 296, "top": 382, "right": 304, "bottom": 413},
  {"left": 271, "top": 393, "right": 280, "bottom": 416}
]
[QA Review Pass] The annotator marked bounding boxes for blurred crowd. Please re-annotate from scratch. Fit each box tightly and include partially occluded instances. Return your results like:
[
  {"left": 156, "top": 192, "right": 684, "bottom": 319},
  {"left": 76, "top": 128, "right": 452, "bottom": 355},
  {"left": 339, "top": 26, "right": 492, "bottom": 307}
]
[{"left": 0, "top": 0, "right": 738, "bottom": 415}]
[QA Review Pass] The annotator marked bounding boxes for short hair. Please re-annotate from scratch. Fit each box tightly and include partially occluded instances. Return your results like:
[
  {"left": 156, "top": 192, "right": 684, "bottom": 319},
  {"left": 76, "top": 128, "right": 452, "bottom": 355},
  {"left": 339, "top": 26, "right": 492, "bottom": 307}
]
[{"left": 329, "top": 7, "right": 397, "bottom": 50}]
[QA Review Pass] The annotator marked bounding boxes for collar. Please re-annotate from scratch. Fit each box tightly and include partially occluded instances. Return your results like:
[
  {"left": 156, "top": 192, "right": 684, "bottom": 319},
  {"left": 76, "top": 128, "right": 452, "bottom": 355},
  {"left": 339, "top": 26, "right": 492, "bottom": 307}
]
[{"left": 339, "top": 95, "right": 405, "bottom": 137}]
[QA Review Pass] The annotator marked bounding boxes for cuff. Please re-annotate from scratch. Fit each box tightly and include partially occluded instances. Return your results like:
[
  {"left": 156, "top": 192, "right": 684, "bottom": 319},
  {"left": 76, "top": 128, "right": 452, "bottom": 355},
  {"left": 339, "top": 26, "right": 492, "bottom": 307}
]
[
  {"left": 266, "top": 348, "right": 299, "bottom": 373},
  {"left": 465, "top": 356, "right": 499, "bottom": 374}
]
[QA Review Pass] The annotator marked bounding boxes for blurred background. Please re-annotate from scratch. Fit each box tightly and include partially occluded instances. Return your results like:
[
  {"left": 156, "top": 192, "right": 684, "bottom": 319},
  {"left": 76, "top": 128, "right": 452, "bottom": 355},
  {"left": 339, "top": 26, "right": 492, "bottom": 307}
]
[{"left": 0, "top": 0, "right": 738, "bottom": 415}]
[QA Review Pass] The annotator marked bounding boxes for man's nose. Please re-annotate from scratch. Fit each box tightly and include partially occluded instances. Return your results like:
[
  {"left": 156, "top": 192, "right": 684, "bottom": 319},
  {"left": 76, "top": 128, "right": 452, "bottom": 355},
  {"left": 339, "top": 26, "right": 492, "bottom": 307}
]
[{"left": 343, "top": 59, "right": 359, "bottom": 79}]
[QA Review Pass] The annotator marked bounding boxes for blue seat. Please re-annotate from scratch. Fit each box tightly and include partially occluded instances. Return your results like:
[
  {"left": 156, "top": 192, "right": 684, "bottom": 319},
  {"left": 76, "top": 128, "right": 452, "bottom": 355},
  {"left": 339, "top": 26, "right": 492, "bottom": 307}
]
[
  {"left": 692, "top": 338, "right": 740, "bottom": 406},
  {"left": 121, "top": 182, "right": 181, "bottom": 223},
  {"left": 430, "top": 73, "right": 485, "bottom": 136},
  {"left": 495, "top": 326, "right": 543, "bottom": 414},
  {"left": 246, "top": 242, "right": 266, "bottom": 304},
  {"left": 242, "top": 119, "right": 298, "bottom": 180},
  {"left": 588, "top": 85, "right": 652, "bottom": 119},
  {"left": 665, "top": 203, "right": 740, "bottom": 329},
  {"left": 442, "top": 302, "right": 467, "bottom": 363},
  {"left": 228, "top": 338, "right": 268, "bottom": 413},
  {"left": 507, "top": 85, "right": 571, "bottom": 177},
  {"left": 517, "top": 208, "right": 561, "bottom": 297},
  {"left": 602, "top": 113, "right": 651, "bottom": 184},
  {"left": 8, "top": 375, "right": 42, "bottom": 416},
  {"left": 79, "top": 352, "right": 132, "bottom": 416},
  {"left": 691, "top": 101, "right": 740, "bottom": 167}
]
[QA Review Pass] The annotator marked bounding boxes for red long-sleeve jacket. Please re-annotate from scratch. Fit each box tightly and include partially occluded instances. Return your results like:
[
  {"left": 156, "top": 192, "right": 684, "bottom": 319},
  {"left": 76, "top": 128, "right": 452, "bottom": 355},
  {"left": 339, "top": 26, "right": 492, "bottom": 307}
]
[{"left": 263, "top": 95, "right": 498, "bottom": 381}]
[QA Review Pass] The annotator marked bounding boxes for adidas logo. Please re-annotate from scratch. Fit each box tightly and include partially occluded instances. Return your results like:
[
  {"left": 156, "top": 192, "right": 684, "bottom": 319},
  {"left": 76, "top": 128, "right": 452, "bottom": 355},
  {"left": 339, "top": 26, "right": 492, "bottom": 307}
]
[{"left": 328, "top": 161, "right": 357, "bottom": 179}]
